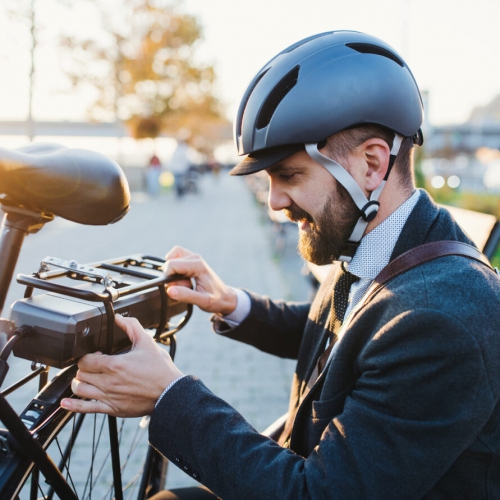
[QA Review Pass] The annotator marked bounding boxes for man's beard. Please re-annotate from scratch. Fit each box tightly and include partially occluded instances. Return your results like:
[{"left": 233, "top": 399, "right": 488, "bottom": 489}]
[{"left": 283, "top": 185, "right": 360, "bottom": 265}]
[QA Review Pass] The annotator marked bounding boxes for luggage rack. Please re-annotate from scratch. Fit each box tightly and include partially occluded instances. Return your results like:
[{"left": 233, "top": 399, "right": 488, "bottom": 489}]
[{"left": 11, "top": 254, "right": 192, "bottom": 368}]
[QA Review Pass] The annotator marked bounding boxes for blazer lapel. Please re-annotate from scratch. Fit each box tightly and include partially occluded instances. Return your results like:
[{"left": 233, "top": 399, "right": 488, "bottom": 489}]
[{"left": 391, "top": 189, "right": 440, "bottom": 260}]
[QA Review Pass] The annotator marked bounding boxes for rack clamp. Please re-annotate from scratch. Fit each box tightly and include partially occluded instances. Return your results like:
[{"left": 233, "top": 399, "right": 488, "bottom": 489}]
[{"left": 37, "top": 257, "right": 119, "bottom": 300}]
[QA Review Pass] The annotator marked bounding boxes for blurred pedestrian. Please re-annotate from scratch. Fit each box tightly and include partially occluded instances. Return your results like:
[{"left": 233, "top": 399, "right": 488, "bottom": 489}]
[
  {"left": 146, "top": 153, "right": 161, "bottom": 196},
  {"left": 208, "top": 155, "right": 221, "bottom": 180},
  {"left": 169, "top": 141, "right": 192, "bottom": 197}
]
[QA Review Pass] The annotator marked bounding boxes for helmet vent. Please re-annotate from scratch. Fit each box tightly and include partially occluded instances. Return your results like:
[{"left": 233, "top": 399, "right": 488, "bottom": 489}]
[
  {"left": 237, "top": 68, "right": 269, "bottom": 135},
  {"left": 346, "top": 43, "right": 404, "bottom": 67},
  {"left": 256, "top": 65, "right": 300, "bottom": 130}
]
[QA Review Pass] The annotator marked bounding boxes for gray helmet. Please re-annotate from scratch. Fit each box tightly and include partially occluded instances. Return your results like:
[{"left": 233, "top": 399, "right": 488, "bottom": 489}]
[
  {"left": 230, "top": 30, "right": 424, "bottom": 263},
  {"left": 231, "top": 30, "right": 423, "bottom": 176}
]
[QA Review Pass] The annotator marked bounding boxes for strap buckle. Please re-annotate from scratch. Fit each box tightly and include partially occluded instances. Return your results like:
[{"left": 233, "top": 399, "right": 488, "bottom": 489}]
[
  {"left": 339, "top": 241, "right": 359, "bottom": 263},
  {"left": 360, "top": 201, "right": 380, "bottom": 222}
]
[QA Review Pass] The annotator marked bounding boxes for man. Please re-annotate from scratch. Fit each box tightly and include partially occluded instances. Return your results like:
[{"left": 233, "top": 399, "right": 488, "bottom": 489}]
[{"left": 62, "top": 31, "right": 500, "bottom": 499}]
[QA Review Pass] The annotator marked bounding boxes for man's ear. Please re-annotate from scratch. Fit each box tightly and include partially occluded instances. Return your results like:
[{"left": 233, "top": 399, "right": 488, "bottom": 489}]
[{"left": 359, "top": 138, "right": 391, "bottom": 192}]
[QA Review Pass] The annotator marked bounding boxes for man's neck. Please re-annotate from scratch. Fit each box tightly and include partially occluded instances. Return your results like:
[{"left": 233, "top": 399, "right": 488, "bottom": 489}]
[{"left": 364, "top": 179, "right": 416, "bottom": 235}]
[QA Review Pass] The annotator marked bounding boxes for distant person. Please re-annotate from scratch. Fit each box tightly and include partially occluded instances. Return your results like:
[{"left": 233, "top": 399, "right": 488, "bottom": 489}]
[
  {"left": 146, "top": 153, "right": 161, "bottom": 196},
  {"left": 207, "top": 155, "right": 221, "bottom": 180},
  {"left": 169, "top": 140, "right": 191, "bottom": 197},
  {"left": 64, "top": 31, "right": 500, "bottom": 499}
]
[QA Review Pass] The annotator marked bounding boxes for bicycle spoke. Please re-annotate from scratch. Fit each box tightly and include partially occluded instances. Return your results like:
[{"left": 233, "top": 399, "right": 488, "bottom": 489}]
[
  {"left": 125, "top": 468, "right": 144, "bottom": 500},
  {"left": 68, "top": 412, "right": 76, "bottom": 478},
  {"left": 45, "top": 413, "right": 83, "bottom": 500},
  {"left": 0, "top": 392, "right": 164, "bottom": 499},
  {"left": 54, "top": 436, "right": 78, "bottom": 494},
  {"left": 100, "top": 418, "right": 148, "bottom": 500},
  {"left": 120, "top": 418, "right": 148, "bottom": 475},
  {"left": 83, "top": 413, "right": 107, "bottom": 499},
  {"left": 30, "top": 467, "right": 39, "bottom": 500},
  {"left": 37, "top": 480, "right": 48, "bottom": 500}
]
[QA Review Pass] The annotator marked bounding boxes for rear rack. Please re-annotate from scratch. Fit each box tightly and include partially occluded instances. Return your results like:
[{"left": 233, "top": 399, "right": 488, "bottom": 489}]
[{"left": 11, "top": 254, "right": 192, "bottom": 368}]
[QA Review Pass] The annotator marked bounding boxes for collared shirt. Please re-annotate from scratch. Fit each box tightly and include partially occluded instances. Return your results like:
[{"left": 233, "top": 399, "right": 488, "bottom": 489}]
[
  {"left": 344, "top": 189, "right": 420, "bottom": 318},
  {"left": 220, "top": 189, "right": 421, "bottom": 327}
]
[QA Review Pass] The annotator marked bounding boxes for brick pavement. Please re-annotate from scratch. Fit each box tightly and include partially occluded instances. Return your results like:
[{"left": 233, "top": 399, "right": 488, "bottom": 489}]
[{"left": 2, "top": 170, "right": 313, "bottom": 491}]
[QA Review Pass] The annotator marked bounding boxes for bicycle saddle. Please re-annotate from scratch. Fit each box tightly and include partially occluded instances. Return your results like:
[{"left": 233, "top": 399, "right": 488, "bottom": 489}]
[{"left": 0, "top": 143, "right": 130, "bottom": 225}]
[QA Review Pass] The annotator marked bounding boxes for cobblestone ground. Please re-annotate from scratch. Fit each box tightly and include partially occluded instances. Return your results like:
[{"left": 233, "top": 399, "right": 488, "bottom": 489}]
[{"left": 1, "top": 171, "right": 313, "bottom": 492}]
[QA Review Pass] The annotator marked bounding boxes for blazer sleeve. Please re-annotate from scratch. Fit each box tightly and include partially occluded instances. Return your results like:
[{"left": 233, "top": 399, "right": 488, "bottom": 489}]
[
  {"left": 149, "top": 308, "right": 499, "bottom": 500},
  {"left": 216, "top": 289, "right": 311, "bottom": 360}
]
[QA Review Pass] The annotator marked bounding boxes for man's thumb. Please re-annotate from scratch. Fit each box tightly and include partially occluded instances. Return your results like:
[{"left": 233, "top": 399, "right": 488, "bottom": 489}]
[{"left": 115, "top": 314, "right": 146, "bottom": 347}]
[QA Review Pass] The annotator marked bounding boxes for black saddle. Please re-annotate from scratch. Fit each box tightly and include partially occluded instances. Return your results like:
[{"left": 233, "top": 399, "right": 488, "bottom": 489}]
[{"left": 0, "top": 143, "right": 130, "bottom": 225}]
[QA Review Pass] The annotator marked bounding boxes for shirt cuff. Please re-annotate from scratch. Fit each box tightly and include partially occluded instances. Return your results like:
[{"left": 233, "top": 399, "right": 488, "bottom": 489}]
[
  {"left": 222, "top": 288, "right": 251, "bottom": 324},
  {"left": 155, "top": 375, "right": 188, "bottom": 408},
  {"left": 211, "top": 288, "right": 251, "bottom": 332}
]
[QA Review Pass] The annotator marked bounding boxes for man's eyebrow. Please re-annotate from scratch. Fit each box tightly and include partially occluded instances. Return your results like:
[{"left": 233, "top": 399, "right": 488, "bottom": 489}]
[
  {"left": 267, "top": 163, "right": 303, "bottom": 175},
  {"left": 266, "top": 163, "right": 285, "bottom": 174}
]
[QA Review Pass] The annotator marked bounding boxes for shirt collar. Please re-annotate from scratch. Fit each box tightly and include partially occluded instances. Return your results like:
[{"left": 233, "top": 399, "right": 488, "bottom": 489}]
[{"left": 347, "top": 189, "right": 420, "bottom": 280}]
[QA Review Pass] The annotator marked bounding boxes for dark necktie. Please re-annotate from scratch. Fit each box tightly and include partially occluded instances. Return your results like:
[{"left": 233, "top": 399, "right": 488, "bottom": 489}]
[
  {"left": 330, "top": 267, "right": 360, "bottom": 334},
  {"left": 318, "top": 267, "right": 360, "bottom": 372},
  {"left": 277, "top": 266, "right": 359, "bottom": 446}
]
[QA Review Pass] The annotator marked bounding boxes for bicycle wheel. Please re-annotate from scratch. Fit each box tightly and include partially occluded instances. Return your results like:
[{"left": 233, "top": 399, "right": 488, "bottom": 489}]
[{"left": 0, "top": 363, "right": 168, "bottom": 499}]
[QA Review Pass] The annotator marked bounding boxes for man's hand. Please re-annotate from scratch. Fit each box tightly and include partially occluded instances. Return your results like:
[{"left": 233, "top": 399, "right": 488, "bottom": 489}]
[
  {"left": 60, "top": 315, "right": 183, "bottom": 417},
  {"left": 163, "top": 246, "right": 237, "bottom": 316}
]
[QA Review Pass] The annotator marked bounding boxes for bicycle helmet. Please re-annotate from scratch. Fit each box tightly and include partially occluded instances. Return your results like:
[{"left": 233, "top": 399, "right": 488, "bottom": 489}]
[{"left": 231, "top": 30, "right": 424, "bottom": 262}]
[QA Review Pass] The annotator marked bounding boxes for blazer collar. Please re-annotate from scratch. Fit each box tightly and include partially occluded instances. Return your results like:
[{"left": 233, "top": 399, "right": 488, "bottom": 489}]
[{"left": 390, "top": 189, "right": 440, "bottom": 261}]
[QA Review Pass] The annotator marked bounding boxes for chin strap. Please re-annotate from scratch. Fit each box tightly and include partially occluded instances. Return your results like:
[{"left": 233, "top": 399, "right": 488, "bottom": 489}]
[{"left": 305, "top": 134, "right": 403, "bottom": 263}]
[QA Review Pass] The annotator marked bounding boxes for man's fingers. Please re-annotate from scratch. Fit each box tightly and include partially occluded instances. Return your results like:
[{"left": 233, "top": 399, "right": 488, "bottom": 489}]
[
  {"left": 166, "top": 285, "right": 209, "bottom": 308},
  {"left": 165, "top": 278, "right": 192, "bottom": 288},
  {"left": 61, "top": 397, "right": 113, "bottom": 415},
  {"left": 71, "top": 378, "right": 107, "bottom": 401},
  {"left": 164, "top": 246, "right": 193, "bottom": 261},
  {"left": 162, "top": 256, "right": 205, "bottom": 279},
  {"left": 77, "top": 351, "right": 107, "bottom": 373},
  {"left": 115, "top": 315, "right": 149, "bottom": 347}
]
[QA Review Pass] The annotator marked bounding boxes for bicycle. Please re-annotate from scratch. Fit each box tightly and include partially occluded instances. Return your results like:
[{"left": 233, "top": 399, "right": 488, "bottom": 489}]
[{"left": 0, "top": 142, "right": 192, "bottom": 499}]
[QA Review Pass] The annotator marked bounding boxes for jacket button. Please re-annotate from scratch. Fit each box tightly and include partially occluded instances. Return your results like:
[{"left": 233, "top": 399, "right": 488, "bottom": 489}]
[
  {"left": 182, "top": 464, "right": 192, "bottom": 474},
  {"left": 174, "top": 454, "right": 182, "bottom": 464},
  {"left": 192, "top": 470, "right": 200, "bottom": 480}
]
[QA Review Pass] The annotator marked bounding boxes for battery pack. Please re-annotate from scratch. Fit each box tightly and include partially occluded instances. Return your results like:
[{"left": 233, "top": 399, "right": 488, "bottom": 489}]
[{"left": 9, "top": 255, "right": 190, "bottom": 368}]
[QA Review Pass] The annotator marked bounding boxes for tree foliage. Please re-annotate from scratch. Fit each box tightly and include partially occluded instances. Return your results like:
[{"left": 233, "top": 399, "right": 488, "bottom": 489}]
[{"left": 60, "top": 0, "right": 228, "bottom": 150}]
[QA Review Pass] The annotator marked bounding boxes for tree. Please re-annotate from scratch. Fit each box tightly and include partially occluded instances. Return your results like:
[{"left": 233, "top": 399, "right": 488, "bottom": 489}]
[
  {"left": 60, "top": 0, "right": 228, "bottom": 152},
  {"left": 6, "top": 0, "right": 37, "bottom": 141}
]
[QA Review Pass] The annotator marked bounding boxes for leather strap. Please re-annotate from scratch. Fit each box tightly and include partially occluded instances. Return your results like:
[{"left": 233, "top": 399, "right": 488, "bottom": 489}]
[
  {"left": 375, "top": 240, "right": 492, "bottom": 287},
  {"left": 277, "top": 240, "right": 494, "bottom": 448}
]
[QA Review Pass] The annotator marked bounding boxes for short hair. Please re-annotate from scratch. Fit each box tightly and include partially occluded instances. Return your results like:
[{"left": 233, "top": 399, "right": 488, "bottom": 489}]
[{"left": 323, "top": 125, "right": 415, "bottom": 190}]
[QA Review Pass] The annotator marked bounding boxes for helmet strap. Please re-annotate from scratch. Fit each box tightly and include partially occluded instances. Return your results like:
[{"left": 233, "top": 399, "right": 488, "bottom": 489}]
[{"left": 304, "top": 133, "right": 403, "bottom": 263}]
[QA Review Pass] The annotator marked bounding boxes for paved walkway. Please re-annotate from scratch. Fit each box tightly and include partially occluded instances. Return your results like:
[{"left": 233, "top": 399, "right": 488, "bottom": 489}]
[{"left": 3, "top": 170, "right": 312, "bottom": 490}]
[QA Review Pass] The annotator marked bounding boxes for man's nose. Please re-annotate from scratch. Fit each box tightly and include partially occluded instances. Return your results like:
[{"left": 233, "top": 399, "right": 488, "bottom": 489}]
[{"left": 268, "top": 180, "right": 291, "bottom": 212}]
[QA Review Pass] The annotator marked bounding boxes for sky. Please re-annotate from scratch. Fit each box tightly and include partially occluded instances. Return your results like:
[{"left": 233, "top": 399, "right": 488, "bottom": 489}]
[{"left": 0, "top": 0, "right": 499, "bottom": 128}]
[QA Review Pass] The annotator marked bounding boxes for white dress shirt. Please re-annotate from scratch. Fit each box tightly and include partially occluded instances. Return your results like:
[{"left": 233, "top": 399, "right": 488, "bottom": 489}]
[{"left": 344, "top": 189, "right": 420, "bottom": 317}]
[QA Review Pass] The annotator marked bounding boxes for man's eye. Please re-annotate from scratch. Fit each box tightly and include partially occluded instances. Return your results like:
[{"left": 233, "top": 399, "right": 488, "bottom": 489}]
[{"left": 280, "top": 173, "right": 296, "bottom": 181}]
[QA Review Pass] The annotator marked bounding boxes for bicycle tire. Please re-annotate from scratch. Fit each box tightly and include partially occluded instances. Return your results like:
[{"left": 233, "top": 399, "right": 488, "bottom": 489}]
[{"left": 0, "top": 363, "right": 168, "bottom": 499}]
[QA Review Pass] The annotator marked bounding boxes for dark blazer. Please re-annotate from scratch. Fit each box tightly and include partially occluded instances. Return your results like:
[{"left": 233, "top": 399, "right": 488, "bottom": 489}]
[{"left": 150, "top": 190, "right": 500, "bottom": 499}]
